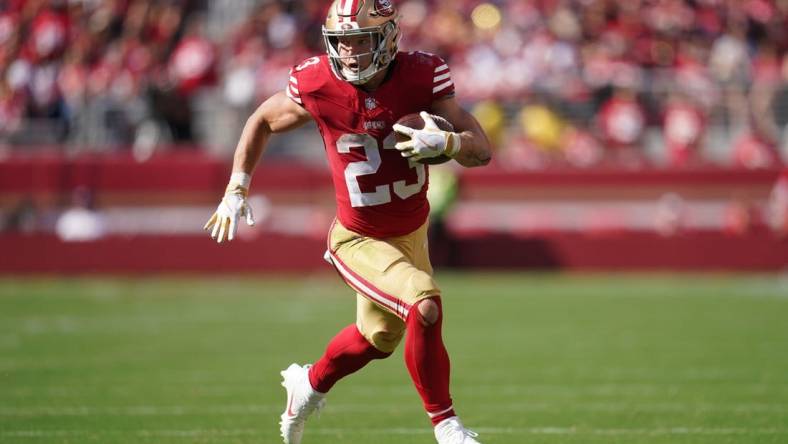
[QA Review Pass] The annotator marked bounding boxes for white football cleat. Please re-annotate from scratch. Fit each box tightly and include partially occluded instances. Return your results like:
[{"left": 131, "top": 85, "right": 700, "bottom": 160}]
[
  {"left": 279, "top": 363, "right": 326, "bottom": 444},
  {"left": 434, "top": 416, "right": 482, "bottom": 444}
]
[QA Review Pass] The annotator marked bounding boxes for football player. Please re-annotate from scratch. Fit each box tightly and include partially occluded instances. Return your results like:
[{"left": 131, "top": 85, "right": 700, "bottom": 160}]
[{"left": 204, "top": 1, "right": 491, "bottom": 443}]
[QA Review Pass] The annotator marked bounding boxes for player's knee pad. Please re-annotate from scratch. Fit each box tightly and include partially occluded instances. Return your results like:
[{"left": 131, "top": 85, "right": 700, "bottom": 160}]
[{"left": 413, "top": 296, "right": 442, "bottom": 326}]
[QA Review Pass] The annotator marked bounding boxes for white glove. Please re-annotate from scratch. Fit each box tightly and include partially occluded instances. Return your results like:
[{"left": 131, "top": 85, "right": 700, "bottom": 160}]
[
  {"left": 203, "top": 179, "right": 255, "bottom": 243},
  {"left": 392, "top": 111, "right": 461, "bottom": 161}
]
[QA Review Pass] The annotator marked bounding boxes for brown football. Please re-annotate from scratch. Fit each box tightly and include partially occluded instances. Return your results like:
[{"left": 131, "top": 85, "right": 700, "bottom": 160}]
[{"left": 395, "top": 113, "right": 455, "bottom": 165}]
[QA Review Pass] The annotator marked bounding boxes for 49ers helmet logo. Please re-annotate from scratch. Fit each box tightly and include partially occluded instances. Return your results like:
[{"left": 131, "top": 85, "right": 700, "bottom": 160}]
[{"left": 373, "top": 0, "right": 394, "bottom": 17}]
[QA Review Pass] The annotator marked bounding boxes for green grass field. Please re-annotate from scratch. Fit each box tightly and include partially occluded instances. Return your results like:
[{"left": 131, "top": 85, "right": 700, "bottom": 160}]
[{"left": 1, "top": 273, "right": 787, "bottom": 443}]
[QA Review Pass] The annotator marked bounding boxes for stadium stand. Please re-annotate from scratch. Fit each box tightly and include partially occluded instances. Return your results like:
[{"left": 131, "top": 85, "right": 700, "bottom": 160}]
[
  {"left": 0, "top": 0, "right": 787, "bottom": 165},
  {"left": 1, "top": 0, "right": 787, "bottom": 271}
]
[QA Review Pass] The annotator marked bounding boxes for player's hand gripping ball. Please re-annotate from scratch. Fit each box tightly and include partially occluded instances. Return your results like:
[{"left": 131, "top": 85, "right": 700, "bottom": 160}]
[{"left": 393, "top": 112, "right": 458, "bottom": 165}]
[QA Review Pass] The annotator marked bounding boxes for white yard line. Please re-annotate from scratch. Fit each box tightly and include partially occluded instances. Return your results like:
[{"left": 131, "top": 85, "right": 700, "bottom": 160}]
[
  {"left": 1, "top": 401, "right": 786, "bottom": 417},
  {"left": 1, "top": 427, "right": 787, "bottom": 438}
]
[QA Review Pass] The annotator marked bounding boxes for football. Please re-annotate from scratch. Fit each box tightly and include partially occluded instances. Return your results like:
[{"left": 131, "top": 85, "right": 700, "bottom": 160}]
[{"left": 395, "top": 113, "right": 455, "bottom": 165}]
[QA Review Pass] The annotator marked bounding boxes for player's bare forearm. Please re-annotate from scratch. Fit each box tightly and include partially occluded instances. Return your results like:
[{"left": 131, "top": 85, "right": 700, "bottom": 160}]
[
  {"left": 452, "top": 129, "right": 492, "bottom": 167},
  {"left": 430, "top": 97, "right": 492, "bottom": 168},
  {"left": 231, "top": 91, "right": 313, "bottom": 175},
  {"left": 231, "top": 110, "right": 272, "bottom": 175}
]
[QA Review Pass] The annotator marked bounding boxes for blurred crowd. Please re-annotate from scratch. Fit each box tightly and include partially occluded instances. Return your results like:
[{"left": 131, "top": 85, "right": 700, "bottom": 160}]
[{"left": 1, "top": 0, "right": 788, "bottom": 169}]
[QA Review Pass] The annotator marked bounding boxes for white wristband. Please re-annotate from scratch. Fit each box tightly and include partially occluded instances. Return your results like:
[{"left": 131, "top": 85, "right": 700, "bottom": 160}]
[
  {"left": 446, "top": 133, "right": 461, "bottom": 158},
  {"left": 230, "top": 172, "right": 251, "bottom": 188}
]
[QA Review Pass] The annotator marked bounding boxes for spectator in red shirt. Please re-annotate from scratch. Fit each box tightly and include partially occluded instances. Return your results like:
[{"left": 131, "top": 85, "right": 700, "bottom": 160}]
[
  {"left": 662, "top": 91, "right": 706, "bottom": 167},
  {"left": 597, "top": 86, "right": 647, "bottom": 165}
]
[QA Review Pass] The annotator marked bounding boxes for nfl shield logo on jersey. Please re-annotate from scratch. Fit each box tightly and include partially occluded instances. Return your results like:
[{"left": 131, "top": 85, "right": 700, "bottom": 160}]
[{"left": 365, "top": 97, "right": 378, "bottom": 110}]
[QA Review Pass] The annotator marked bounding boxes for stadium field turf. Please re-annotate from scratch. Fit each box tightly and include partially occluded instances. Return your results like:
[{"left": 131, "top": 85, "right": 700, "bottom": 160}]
[{"left": 1, "top": 273, "right": 787, "bottom": 444}]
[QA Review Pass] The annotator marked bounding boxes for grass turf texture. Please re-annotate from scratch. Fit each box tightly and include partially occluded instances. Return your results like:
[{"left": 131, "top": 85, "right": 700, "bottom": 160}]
[{"left": 1, "top": 273, "right": 787, "bottom": 444}]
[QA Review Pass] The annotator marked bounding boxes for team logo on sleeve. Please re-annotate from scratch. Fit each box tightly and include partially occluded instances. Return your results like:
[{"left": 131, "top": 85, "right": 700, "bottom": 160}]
[{"left": 373, "top": 0, "right": 394, "bottom": 17}]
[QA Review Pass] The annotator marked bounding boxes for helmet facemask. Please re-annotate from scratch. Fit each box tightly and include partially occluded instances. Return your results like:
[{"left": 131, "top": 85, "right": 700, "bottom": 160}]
[{"left": 323, "top": 20, "right": 399, "bottom": 85}]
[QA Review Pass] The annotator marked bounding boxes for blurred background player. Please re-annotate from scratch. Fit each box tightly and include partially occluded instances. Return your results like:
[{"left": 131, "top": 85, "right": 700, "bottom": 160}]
[{"left": 203, "top": 1, "right": 491, "bottom": 443}]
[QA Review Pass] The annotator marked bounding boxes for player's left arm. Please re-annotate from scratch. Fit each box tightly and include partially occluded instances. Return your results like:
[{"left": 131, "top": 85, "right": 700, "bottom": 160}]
[{"left": 430, "top": 96, "right": 492, "bottom": 168}]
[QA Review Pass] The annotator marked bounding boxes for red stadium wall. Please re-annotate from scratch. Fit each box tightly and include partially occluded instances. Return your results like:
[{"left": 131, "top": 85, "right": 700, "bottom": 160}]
[
  {"left": 1, "top": 152, "right": 785, "bottom": 273},
  {"left": 445, "top": 231, "right": 786, "bottom": 271},
  {"left": 2, "top": 231, "right": 785, "bottom": 274},
  {"left": 1, "top": 234, "right": 327, "bottom": 274}
]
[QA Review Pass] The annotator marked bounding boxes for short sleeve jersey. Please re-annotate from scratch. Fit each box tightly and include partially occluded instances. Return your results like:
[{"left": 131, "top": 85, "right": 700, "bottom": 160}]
[{"left": 287, "top": 51, "right": 455, "bottom": 238}]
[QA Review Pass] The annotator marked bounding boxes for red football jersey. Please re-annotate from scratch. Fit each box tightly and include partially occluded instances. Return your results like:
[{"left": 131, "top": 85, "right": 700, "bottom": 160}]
[{"left": 287, "top": 52, "right": 455, "bottom": 238}]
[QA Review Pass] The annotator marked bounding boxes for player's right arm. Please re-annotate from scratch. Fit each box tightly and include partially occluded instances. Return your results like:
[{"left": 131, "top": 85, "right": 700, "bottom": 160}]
[
  {"left": 204, "top": 91, "right": 313, "bottom": 243},
  {"left": 231, "top": 90, "right": 313, "bottom": 175}
]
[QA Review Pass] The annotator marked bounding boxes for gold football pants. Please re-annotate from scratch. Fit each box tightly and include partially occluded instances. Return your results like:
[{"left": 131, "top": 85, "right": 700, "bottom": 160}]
[{"left": 325, "top": 219, "right": 441, "bottom": 353}]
